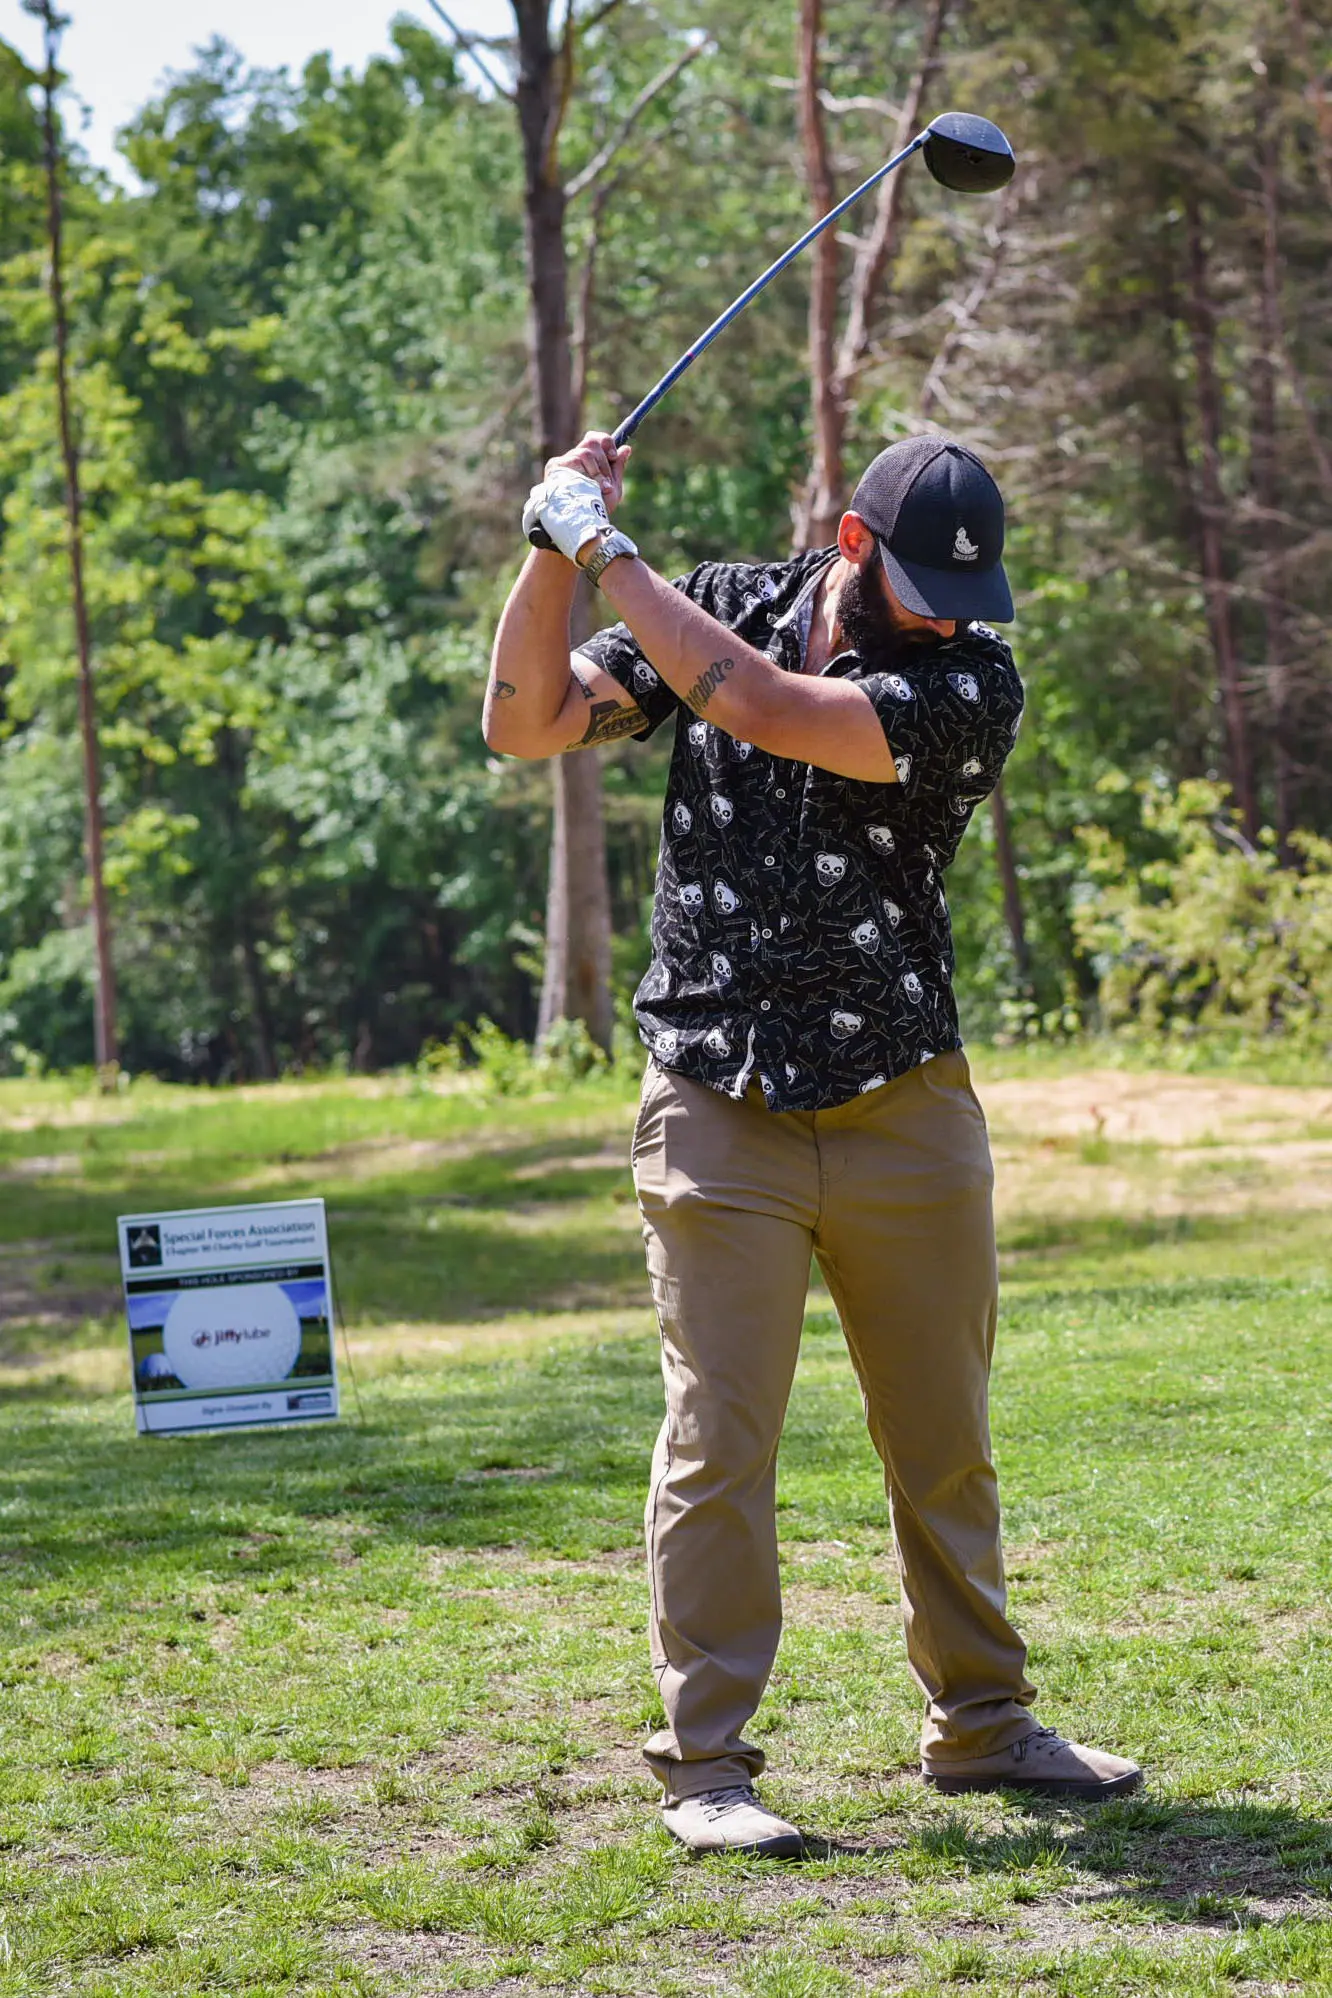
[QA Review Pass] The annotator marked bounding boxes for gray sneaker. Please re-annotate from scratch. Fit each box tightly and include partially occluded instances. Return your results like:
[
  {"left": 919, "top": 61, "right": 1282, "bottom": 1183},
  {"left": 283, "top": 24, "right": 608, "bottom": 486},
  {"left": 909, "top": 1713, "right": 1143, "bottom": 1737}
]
[
  {"left": 922, "top": 1725, "right": 1143, "bottom": 1801},
  {"left": 662, "top": 1784, "right": 805, "bottom": 1857}
]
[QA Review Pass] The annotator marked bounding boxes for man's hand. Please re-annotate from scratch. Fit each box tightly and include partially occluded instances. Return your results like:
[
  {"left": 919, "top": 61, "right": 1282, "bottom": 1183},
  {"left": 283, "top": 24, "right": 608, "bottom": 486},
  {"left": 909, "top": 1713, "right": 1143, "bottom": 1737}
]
[
  {"left": 521, "top": 430, "right": 634, "bottom": 562},
  {"left": 547, "top": 431, "right": 631, "bottom": 513},
  {"left": 522, "top": 469, "right": 610, "bottom": 563}
]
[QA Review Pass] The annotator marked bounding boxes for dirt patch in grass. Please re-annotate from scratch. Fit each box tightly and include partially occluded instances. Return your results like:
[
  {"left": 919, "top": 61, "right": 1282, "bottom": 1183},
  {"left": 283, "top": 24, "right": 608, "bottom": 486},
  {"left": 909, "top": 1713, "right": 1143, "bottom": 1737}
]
[
  {"left": 994, "top": 1146, "right": 1332, "bottom": 1231},
  {"left": 325, "top": 1786, "right": 1331, "bottom": 1998},
  {"left": 1096, "top": 1580, "right": 1330, "bottom": 1655},
  {"left": 0, "top": 1301, "right": 120, "bottom": 1337},
  {"left": 212, "top": 1735, "right": 650, "bottom": 1866},
  {"left": 0, "top": 1099, "right": 140, "bottom": 1134},
  {"left": 344, "top": 1309, "right": 657, "bottom": 1368},
  {"left": 229, "top": 1116, "right": 636, "bottom": 1193},
  {"left": 425, "top": 1545, "right": 640, "bottom": 1582},
  {"left": 0, "top": 1347, "right": 130, "bottom": 1397},
  {"left": 233, "top": 1133, "right": 505, "bottom": 1190},
  {"left": 334, "top": 1926, "right": 488, "bottom": 1987},
  {"left": 0, "top": 1300, "right": 657, "bottom": 1395},
  {"left": 981, "top": 1070, "right": 1332, "bottom": 1148},
  {"left": 0, "top": 1152, "right": 83, "bottom": 1178},
  {"left": 504, "top": 1194, "right": 637, "bottom": 1227},
  {"left": 779, "top": 1578, "right": 899, "bottom": 1638},
  {"left": 510, "top": 1145, "right": 629, "bottom": 1181}
]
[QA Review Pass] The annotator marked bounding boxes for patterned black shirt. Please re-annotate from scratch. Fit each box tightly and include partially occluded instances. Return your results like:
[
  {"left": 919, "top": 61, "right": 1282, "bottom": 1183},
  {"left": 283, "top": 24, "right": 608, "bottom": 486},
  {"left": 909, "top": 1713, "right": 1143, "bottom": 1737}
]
[{"left": 577, "top": 547, "right": 1024, "bottom": 1112}]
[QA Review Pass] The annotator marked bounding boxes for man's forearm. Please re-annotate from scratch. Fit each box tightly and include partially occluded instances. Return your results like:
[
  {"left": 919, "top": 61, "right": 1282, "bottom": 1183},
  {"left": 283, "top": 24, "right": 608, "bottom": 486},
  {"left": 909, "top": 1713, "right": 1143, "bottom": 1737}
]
[
  {"left": 597, "top": 552, "right": 896, "bottom": 783},
  {"left": 514, "top": 427, "right": 896, "bottom": 783},
  {"left": 484, "top": 550, "right": 579, "bottom": 752},
  {"left": 597, "top": 557, "right": 782, "bottom": 734}
]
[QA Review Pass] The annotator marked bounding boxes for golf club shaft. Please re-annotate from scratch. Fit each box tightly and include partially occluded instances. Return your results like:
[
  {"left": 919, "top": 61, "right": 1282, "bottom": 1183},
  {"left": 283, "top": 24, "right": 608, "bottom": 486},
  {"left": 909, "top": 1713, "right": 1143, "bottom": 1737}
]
[{"left": 612, "top": 130, "right": 928, "bottom": 447}]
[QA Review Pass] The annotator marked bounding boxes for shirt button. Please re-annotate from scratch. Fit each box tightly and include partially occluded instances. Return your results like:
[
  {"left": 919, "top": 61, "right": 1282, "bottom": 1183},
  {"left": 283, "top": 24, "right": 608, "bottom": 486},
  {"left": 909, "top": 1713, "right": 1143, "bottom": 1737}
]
[
  {"left": 764, "top": 855, "right": 776, "bottom": 866},
  {"left": 775, "top": 789, "right": 786, "bottom": 799},
  {"left": 761, "top": 928, "right": 772, "bottom": 940},
  {"left": 760, "top": 999, "right": 771, "bottom": 1011}
]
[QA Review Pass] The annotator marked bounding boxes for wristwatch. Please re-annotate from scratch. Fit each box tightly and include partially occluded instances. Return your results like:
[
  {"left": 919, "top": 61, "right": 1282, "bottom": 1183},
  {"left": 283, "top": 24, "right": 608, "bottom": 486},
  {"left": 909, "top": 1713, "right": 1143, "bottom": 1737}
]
[{"left": 580, "top": 526, "right": 639, "bottom": 590}]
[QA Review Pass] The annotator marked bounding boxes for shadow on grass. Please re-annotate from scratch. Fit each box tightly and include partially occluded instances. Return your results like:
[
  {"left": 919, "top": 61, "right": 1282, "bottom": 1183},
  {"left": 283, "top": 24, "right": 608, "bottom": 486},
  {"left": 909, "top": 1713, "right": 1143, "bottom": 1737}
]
[
  {"left": 1003, "top": 1211, "right": 1266, "bottom": 1263},
  {"left": 0, "top": 1132, "right": 648, "bottom": 1330},
  {"left": 7, "top": 1145, "right": 1321, "bottom": 1343},
  {"left": 7, "top": 1266, "right": 1325, "bottom": 1576},
  {"left": 808, "top": 1793, "right": 1332, "bottom": 1914},
  {"left": 5, "top": 1301, "right": 1331, "bottom": 1941},
  {"left": 1008, "top": 1211, "right": 1200, "bottom": 1247},
  {"left": 1002, "top": 1270, "right": 1321, "bottom": 1318},
  {"left": 0, "top": 1128, "right": 634, "bottom": 1226},
  {"left": 0, "top": 1334, "right": 666, "bottom": 1582}
]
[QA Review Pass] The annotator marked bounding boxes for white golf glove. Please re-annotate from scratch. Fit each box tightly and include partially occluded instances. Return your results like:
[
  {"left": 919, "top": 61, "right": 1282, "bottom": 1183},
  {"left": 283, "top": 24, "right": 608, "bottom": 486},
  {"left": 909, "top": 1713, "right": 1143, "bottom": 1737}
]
[{"left": 522, "top": 468, "right": 611, "bottom": 562}]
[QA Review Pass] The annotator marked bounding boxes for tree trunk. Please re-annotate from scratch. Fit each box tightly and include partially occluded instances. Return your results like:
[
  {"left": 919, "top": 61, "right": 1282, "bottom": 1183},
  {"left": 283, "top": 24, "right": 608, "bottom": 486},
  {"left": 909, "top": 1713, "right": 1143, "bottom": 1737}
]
[
  {"left": 1182, "top": 197, "right": 1257, "bottom": 840},
  {"left": 215, "top": 727, "right": 279, "bottom": 1077},
  {"left": 538, "top": 745, "right": 615, "bottom": 1049},
  {"left": 1286, "top": 0, "right": 1332, "bottom": 199},
  {"left": 238, "top": 919, "right": 279, "bottom": 1079},
  {"left": 792, "top": 0, "right": 842, "bottom": 552},
  {"left": 791, "top": 0, "right": 949, "bottom": 547},
  {"left": 36, "top": 4, "right": 119, "bottom": 1084},
  {"left": 512, "top": 0, "right": 613, "bottom": 1050},
  {"left": 1253, "top": 74, "right": 1294, "bottom": 852},
  {"left": 915, "top": 179, "right": 1027, "bottom": 985},
  {"left": 989, "top": 778, "right": 1031, "bottom": 991},
  {"left": 917, "top": 181, "right": 1019, "bottom": 423},
  {"left": 830, "top": 0, "right": 947, "bottom": 391}
]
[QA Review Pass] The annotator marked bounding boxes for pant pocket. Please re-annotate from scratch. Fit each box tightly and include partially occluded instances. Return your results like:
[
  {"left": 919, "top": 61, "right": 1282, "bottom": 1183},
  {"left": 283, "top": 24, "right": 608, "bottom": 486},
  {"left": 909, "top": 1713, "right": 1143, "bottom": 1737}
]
[{"left": 631, "top": 1059, "right": 667, "bottom": 1171}]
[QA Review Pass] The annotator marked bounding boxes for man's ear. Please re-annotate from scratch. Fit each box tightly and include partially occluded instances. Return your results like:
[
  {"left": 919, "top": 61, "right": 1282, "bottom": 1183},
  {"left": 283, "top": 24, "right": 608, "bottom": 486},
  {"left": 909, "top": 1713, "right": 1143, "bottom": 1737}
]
[{"left": 837, "top": 511, "right": 878, "bottom": 566}]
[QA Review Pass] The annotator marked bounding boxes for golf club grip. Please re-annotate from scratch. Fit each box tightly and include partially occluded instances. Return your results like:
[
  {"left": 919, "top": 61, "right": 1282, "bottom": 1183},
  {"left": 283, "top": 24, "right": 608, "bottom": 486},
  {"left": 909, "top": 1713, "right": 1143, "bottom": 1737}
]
[{"left": 528, "top": 523, "right": 556, "bottom": 550}]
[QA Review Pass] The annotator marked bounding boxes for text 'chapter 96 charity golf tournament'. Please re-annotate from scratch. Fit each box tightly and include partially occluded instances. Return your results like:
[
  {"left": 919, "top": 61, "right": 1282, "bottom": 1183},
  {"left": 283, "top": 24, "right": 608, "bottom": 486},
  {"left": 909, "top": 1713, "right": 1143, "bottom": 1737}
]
[{"left": 2, "top": 0, "right": 1331, "bottom": 1992}]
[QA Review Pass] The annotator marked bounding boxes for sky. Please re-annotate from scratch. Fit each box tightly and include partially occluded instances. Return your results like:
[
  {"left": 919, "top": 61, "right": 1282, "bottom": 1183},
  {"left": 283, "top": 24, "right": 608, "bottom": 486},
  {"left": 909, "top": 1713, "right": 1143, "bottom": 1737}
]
[{"left": 0, "top": 0, "right": 512, "bottom": 181}]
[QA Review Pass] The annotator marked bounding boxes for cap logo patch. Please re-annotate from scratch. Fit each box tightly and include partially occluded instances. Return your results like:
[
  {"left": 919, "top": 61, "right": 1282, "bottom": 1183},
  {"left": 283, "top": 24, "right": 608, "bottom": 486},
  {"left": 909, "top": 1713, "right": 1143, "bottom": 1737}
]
[{"left": 953, "top": 524, "right": 980, "bottom": 562}]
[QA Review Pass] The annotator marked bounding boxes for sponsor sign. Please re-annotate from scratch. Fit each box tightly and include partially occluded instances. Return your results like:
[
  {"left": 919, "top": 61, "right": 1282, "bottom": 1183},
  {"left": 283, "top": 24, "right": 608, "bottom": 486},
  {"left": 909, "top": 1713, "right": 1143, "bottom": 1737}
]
[{"left": 117, "top": 1200, "right": 339, "bottom": 1436}]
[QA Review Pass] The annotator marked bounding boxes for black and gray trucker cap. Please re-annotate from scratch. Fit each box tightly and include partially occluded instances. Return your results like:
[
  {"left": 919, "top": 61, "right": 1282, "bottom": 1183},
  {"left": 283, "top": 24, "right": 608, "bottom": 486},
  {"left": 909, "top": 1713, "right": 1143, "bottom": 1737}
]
[{"left": 850, "top": 435, "right": 1014, "bottom": 623}]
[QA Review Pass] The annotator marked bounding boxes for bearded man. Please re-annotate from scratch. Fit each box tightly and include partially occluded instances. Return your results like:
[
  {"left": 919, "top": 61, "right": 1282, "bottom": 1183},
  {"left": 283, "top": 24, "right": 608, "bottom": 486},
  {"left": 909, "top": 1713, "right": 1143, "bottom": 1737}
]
[{"left": 484, "top": 429, "right": 1142, "bottom": 1855}]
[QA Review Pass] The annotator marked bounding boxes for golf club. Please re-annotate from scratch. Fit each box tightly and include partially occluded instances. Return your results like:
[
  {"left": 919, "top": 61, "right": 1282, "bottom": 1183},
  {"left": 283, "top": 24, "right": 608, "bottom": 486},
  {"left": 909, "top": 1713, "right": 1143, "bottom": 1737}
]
[{"left": 528, "top": 110, "right": 1015, "bottom": 546}]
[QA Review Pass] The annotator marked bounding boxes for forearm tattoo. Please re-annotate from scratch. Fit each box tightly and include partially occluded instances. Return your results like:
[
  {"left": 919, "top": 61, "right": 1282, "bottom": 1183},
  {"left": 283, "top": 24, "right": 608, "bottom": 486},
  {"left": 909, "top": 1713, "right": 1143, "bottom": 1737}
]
[
  {"left": 569, "top": 700, "right": 643, "bottom": 749},
  {"left": 490, "top": 678, "right": 516, "bottom": 700},
  {"left": 684, "top": 656, "right": 735, "bottom": 716}
]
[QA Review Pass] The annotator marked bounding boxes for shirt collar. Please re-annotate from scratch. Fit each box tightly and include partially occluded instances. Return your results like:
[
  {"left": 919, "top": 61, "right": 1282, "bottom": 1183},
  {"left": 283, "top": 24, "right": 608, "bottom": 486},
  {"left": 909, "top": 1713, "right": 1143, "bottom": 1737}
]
[{"left": 770, "top": 553, "right": 837, "bottom": 635}]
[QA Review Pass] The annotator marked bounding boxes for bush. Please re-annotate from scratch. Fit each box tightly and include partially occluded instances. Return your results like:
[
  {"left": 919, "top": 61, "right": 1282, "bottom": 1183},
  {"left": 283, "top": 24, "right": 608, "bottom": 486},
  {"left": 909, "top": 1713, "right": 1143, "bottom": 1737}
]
[
  {"left": 415, "top": 1014, "right": 616, "bottom": 1096},
  {"left": 1073, "top": 779, "right": 1332, "bottom": 1053},
  {"left": 0, "top": 927, "right": 96, "bottom": 1074}
]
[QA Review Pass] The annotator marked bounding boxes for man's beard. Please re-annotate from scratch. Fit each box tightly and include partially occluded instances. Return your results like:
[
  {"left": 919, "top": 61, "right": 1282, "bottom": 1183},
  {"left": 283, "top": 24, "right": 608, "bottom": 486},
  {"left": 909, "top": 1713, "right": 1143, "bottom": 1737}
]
[{"left": 836, "top": 554, "right": 942, "bottom": 668}]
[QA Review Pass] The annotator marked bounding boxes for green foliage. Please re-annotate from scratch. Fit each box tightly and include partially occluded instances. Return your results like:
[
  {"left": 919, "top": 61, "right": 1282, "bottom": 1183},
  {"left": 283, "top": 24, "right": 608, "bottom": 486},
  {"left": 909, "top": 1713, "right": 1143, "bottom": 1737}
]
[
  {"left": 417, "top": 1013, "right": 613, "bottom": 1096},
  {"left": 0, "top": 921, "right": 93, "bottom": 1072},
  {"left": 1075, "top": 780, "right": 1332, "bottom": 1053},
  {"left": 1, "top": 0, "right": 1330, "bottom": 1077}
]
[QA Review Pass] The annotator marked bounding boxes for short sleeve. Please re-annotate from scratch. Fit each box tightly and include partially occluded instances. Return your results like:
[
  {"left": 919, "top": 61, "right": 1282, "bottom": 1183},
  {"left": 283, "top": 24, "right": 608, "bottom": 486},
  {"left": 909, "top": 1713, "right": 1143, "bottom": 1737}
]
[
  {"left": 574, "top": 621, "right": 678, "bottom": 740},
  {"left": 860, "top": 633, "right": 1024, "bottom": 802},
  {"left": 574, "top": 562, "right": 737, "bottom": 742}
]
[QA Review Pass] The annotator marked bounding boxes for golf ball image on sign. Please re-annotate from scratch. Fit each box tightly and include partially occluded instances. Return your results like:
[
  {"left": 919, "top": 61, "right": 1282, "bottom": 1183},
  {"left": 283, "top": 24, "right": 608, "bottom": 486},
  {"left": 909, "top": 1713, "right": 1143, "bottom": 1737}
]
[
  {"left": 118, "top": 1198, "right": 339, "bottom": 1435},
  {"left": 162, "top": 1281, "right": 303, "bottom": 1391}
]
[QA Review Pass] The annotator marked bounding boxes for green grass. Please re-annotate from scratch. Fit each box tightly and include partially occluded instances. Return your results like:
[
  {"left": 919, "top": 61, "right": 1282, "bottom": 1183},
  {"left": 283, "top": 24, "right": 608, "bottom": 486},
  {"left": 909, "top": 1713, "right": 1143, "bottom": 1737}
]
[{"left": 1, "top": 1058, "right": 1330, "bottom": 1994}]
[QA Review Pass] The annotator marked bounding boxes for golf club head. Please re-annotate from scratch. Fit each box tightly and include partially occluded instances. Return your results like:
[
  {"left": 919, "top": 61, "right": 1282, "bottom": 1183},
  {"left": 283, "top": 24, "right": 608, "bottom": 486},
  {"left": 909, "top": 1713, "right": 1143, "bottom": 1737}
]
[{"left": 922, "top": 111, "right": 1015, "bottom": 194}]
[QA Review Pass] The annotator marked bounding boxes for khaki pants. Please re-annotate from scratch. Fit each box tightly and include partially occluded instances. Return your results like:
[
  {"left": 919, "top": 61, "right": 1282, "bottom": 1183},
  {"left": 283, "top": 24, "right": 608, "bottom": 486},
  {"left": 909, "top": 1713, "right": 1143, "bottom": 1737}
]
[{"left": 631, "top": 1051, "right": 1036, "bottom": 1801}]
